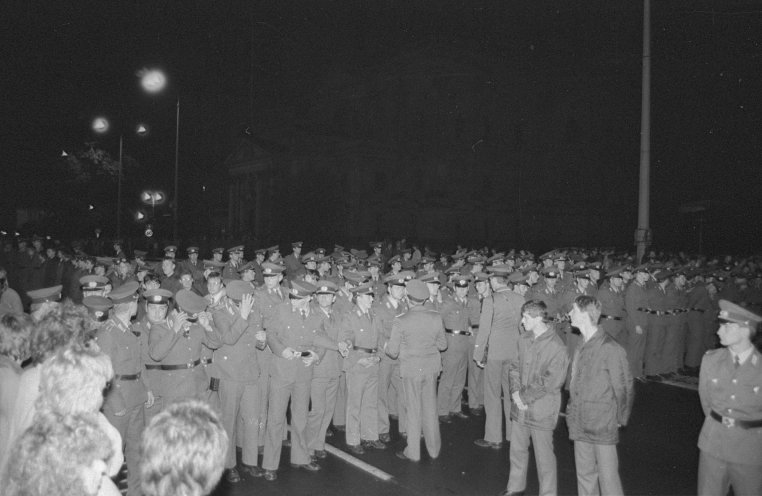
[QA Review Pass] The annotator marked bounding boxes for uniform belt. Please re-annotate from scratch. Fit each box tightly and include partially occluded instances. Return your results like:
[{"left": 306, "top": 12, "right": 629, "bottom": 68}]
[
  {"left": 710, "top": 410, "right": 762, "bottom": 429},
  {"left": 689, "top": 308, "right": 706, "bottom": 313},
  {"left": 145, "top": 359, "right": 201, "bottom": 371},
  {"left": 600, "top": 314, "right": 622, "bottom": 321},
  {"left": 201, "top": 357, "right": 213, "bottom": 365},
  {"left": 637, "top": 308, "right": 674, "bottom": 316},
  {"left": 471, "top": 325, "right": 479, "bottom": 329},
  {"left": 114, "top": 372, "right": 141, "bottom": 381},
  {"left": 354, "top": 346, "right": 377, "bottom": 354},
  {"left": 445, "top": 328, "right": 472, "bottom": 336}
]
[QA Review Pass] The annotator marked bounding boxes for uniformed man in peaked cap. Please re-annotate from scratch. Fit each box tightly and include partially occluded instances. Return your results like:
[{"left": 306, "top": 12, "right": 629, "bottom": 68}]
[{"left": 697, "top": 300, "right": 762, "bottom": 496}]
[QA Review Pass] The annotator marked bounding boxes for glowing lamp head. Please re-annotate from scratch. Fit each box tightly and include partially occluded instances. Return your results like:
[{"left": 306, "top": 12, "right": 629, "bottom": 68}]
[
  {"left": 140, "top": 69, "right": 167, "bottom": 94},
  {"left": 92, "top": 117, "right": 109, "bottom": 134}
]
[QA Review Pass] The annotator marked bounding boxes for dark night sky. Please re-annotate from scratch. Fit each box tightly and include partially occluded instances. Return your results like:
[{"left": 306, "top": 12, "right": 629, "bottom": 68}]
[{"left": 2, "top": 1, "right": 761, "bottom": 252}]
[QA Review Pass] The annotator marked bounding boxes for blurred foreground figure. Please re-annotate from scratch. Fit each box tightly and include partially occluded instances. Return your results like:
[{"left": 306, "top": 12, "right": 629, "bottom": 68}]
[
  {"left": 140, "top": 399, "right": 228, "bottom": 496},
  {"left": 697, "top": 300, "right": 762, "bottom": 496},
  {"left": 2, "top": 411, "right": 120, "bottom": 496}
]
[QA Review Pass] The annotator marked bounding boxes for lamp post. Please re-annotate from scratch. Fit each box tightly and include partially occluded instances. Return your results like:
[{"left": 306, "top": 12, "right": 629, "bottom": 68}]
[
  {"left": 140, "top": 69, "right": 179, "bottom": 243},
  {"left": 92, "top": 117, "right": 148, "bottom": 240},
  {"left": 140, "top": 190, "right": 165, "bottom": 237}
]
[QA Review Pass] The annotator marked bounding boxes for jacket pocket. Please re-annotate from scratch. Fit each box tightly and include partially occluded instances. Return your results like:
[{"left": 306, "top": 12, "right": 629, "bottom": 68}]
[{"left": 581, "top": 400, "right": 617, "bottom": 436}]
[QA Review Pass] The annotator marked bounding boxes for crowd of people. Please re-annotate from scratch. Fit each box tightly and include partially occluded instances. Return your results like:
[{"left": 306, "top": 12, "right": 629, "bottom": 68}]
[{"left": 0, "top": 235, "right": 760, "bottom": 496}]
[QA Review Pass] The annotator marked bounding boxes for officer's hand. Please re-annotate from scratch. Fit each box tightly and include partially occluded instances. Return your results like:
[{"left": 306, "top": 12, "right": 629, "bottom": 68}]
[
  {"left": 240, "top": 293, "right": 255, "bottom": 320},
  {"left": 475, "top": 359, "right": 485, "bottom": 369},
  {"left": 145, "top": 391, "right": 155, "bottom": 408},
  {"left": 199, "top": 312, "right": 214, "bottom": 331},
  {"left": 173, "top": 312, "right": 188, "bottom": 333},
  {"left": 338, "top": 341, "right": 349, "bottom": 357},
  {"left": 282, "top": 347, "right": 297, "bottom": 359}
]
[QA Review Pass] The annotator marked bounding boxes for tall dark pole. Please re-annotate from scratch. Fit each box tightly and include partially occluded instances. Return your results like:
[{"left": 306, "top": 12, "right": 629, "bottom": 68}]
[
  {"left": 117, "top": 134, "right": 123, "bottom": 240},
  {"left": 173, "top": 98, "right": 180, "bottom": 243},
  {"left": 636, "top": 0, "right": 651, "bottom": 264}
]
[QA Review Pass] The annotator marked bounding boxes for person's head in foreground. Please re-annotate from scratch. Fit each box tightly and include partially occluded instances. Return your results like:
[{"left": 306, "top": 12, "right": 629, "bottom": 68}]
[
  {"left": 140, "top": 399, "right": 228, "bottom": 496},
  {"left": 2, "top": 411, "right": 115, "bottom": 496}
]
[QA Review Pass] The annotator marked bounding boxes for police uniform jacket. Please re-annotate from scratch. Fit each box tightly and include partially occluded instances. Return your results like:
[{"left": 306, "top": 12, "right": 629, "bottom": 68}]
[
  {"left": 96, "top": 317, "right": 149, "bottom": 414},
  {"left": 254, "top": 286, "right": 287, "bottom": 330},
  {"left": 311, "top": 304, "right": 343, "bottom": 379},
  {"left": 698, "top": 347, "right": 762, "bottom": 465},
  {"left": 372, "top": 295, "right": 407, "bottom": 361},
  {"left": 566, "top": 328, "right": 633, "bottom": 444},
  {"left": 474, "top": 288, "right": 525, "bottom": 363},
  {"left": 148, "top": 317, "right": 220, "bottom": 398},
  {"left": 624, "top": 281, "right": 650, "bottom": 330},
  {"left": 266, "top": 303, "right": 335, "bottom": 384},
  {"left": 386, "top": 305, "right": 447, "bottom": 378},
  {"left": 509, "top": 327, "right": 569, "bottom": 430},
  {"left": 340, "top": 306, "right": 381, "bottom": 370},
  {"left": 209, "top": 297, "right": 260, "bottom": 383}
]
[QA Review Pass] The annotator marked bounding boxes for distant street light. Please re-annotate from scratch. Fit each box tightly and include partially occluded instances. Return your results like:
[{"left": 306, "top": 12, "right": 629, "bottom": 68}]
[
  {"left": 141, "top": 190, "right": 165, "bottom": 221},
  {"left": 140, "top": 68, "right": 180, "bottom": 243},
  {"left": 92, "top": 116, "right": 149, "bottom": 240}
]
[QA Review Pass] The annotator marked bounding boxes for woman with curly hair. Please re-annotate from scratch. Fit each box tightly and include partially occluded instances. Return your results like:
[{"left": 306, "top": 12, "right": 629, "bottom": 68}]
[
  {"left": 4, "top": 302, "right": 99, "bottom": 467},
  {"left": 2, "top": 411, "right": 121, "bottom": 496},
  {"left": 35, "top": 344, "right": 124, "bottom": 477}
]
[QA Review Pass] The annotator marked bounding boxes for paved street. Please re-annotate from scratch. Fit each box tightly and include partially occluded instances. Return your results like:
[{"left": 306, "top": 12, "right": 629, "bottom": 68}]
[{"left": 211, "top": 380, "right": 703, "bottom": 496}]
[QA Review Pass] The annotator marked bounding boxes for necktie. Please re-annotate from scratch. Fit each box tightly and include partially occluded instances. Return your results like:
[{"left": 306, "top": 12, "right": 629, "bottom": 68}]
[{"left": 734, "top": 355, "right": 740, "bottom": 369}]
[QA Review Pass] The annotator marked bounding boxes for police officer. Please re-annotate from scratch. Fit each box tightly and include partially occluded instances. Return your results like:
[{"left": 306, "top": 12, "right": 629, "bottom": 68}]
[
  {"left": 96, "top": 281, "right": 153, "bottom": 496},
  {"left": 340, "top": 282, "right": 385, "bottom": 454},
  {"left": 223, "top": 245, "right": 245, "bottom": 281},
  {"left": 473, "top": 264, "right": 525, "bottom": 449},
  {"left": 374, "top": 272, "right": 409, "bottom": 442},
  {"left": 386, "top": 279, "right": 447, "bottom": 462},
  {"left": 284, "top": 241, "right": 305, "bottom": 281},
  {"left": 262, "top": 280, "right": 339, "bottom": 481},
  {"left": 597, "top": 267, "right": 628, "bottom": 346},
  {"left": 146, "top": 289, "right": 220, "bottom": 405},
  {"left": 697, "top": 300, "right": 762, "bottom": 495},
  {"left": 306, "top": 280, "right": 347, "bottom": 459},
  {"left": 437, "top": 274, "right": 473, "bottom": 423},
  {"left": 208, "top": 280, "right": 267, "bottom": 483}
]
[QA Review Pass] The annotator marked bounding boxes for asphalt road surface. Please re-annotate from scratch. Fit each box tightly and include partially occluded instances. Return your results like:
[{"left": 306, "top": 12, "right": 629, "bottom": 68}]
[{"left": 211, "top": 380, "right": 703, "bottom": 496}]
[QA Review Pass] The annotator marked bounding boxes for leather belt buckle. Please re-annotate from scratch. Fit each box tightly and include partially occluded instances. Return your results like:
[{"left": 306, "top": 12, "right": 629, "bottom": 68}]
[{"left": 722, "top": 416, "right": 735, "bottom": 428}]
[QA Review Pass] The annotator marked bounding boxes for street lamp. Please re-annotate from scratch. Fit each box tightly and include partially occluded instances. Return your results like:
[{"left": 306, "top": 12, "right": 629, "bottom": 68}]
[
  {"left": 139, "top": 68, "right": 180, "bottom": 243},
  {"left": 92, "top": 116, "right": 149, "bottom": 240},
  {"left": 140, "top": 190, "right": 165, "bottom": 238}
]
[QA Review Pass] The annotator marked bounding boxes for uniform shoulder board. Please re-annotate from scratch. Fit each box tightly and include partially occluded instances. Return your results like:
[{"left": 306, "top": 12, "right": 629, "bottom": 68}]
[{"left": 704, "top": 348, "right": 722, "bottom": 356}]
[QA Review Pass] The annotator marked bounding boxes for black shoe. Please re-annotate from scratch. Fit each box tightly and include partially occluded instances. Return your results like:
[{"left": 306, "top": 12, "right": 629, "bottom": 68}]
[
  {"left": 347, "top": 443, "right": 365, "bottom": 455},
  {"left": 395, "top": 450, "right": 418, "bottom": 461},
  {"left": 473, "top": 439, "right": 501, "bottom": 449},
  {"left": 225, "top": 468, "right": 241, "bottom": 483},
  {"left": 362, "top": 439, "right": 387, "bottom": 450},
  {"left": 645, "top": 375, "right": 663, "bottom": 382},
  {"left": 290, "top": 462, "right": 321, "bottom": 472},
  {"left": 264, "top": 470, "right": 277, "bottom": 481},
  {"left": 439, "top": 414, "right": 453, "bottom": 424},
  {"left": 240, "top": 464, "right": 265, "bottom": 478},
  {"left": 313, "top": 449, "right": 327, "bottom": 459},
  {"left": 451, "top": 411, "right": 469, "bottom": 419},
  {"left": 379, "top": 432, "right": 391, "bottom": 443}
]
